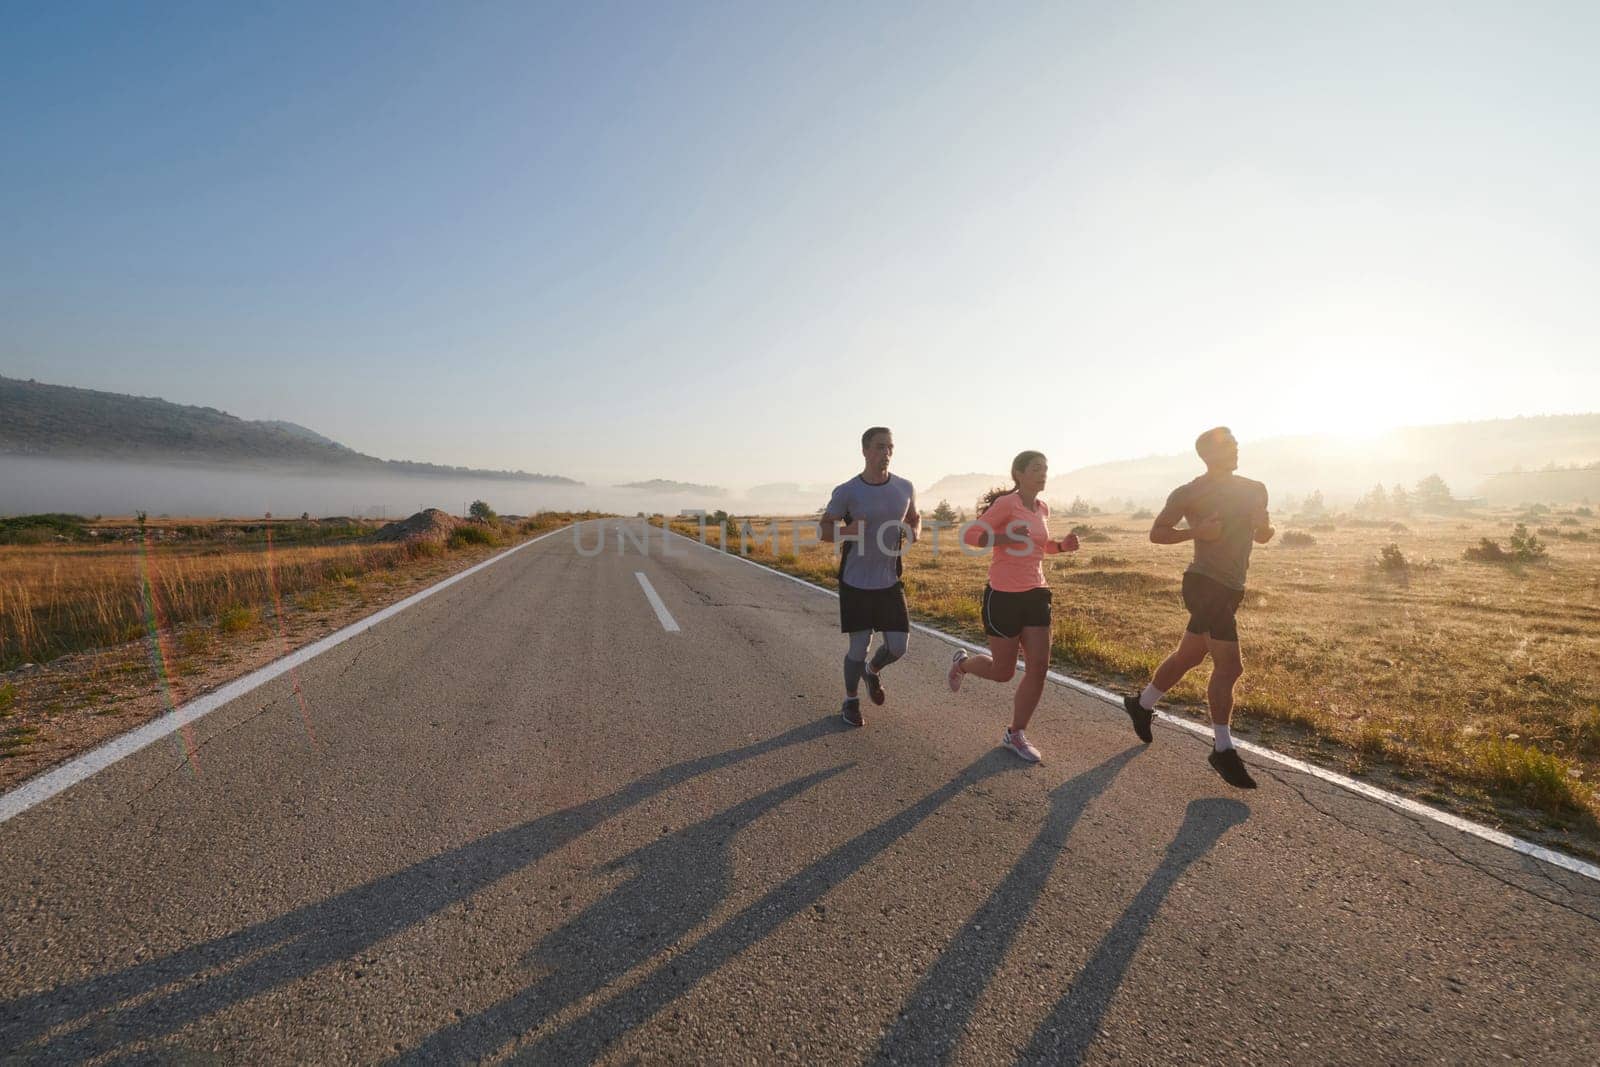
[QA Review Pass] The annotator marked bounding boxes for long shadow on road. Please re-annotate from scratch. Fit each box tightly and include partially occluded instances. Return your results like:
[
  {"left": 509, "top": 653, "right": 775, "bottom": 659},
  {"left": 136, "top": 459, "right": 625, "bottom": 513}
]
[
  {"left": 0, "top": 717, "right": 841, "bottom": 1061},
  {"left": 503, "top": 748, "right": 1024, "bottom": 1064},
  {"left": 1020, "top": 797, "right": 1251, "bottom": 1065},
  {"left": 874, "top": 745, "right": 1146, "bottom": 1064},
  {"left": 391, "top": 763, "right": 851, "bottom": 1064}
]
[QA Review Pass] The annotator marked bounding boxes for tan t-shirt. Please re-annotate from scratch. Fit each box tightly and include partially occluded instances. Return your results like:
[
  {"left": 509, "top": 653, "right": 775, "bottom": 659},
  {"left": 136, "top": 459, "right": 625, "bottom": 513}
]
[{"left": 1164, "top": 474, "right": 1268, "bottom": 591}]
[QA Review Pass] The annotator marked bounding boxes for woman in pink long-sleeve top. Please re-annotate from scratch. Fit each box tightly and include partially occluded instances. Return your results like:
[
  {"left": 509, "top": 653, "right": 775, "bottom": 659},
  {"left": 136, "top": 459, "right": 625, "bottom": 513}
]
[{"left": 947, "top": 450, "right": 1079, "bottom": 762}]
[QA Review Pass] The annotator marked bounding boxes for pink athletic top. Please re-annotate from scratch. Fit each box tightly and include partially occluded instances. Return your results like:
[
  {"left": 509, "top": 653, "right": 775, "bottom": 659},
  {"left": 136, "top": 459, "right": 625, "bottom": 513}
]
[{"left": 963, "top": 492, "right": 1064, "bottom": 592}]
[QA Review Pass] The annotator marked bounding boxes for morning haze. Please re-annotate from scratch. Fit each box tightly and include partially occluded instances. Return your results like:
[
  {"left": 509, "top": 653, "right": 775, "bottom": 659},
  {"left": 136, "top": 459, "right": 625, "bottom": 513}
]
[
  {"left": 7, "top": 7, "right": 1600, "bottom": 1063},
  {"left": 5, "top": 2, "right": 1598, "bottom": 495}
]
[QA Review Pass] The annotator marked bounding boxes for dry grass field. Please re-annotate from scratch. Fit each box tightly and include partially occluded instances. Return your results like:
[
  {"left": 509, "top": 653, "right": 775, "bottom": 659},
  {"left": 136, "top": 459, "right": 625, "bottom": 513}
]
[
  {"left": 668, "top": 508, "right": 1600, "bottom": 848},
  {"left": 0, "top": 512, "right": 591, "bottom": 784}
]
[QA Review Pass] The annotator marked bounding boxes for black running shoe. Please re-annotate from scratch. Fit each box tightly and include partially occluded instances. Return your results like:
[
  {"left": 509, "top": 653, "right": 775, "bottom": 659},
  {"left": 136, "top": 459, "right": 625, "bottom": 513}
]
[
  {"left": 1123, "top": 694, "right": 1153, "bottom": 744},
  {"left": 1208, "top": 747, "right": 1257, "bottom": 789},
  {"left": 841, "top": 698, "right": 864, "bottom": 728},
  {"left": 864, "top": 669, "right": 886, "bottom": 706}
]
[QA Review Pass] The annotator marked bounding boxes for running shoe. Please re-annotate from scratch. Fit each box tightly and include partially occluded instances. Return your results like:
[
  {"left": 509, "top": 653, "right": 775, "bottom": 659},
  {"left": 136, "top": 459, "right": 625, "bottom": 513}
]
[
  {"left": 1122, "top": 694, "right": 1154, "bottom": 744},
  {"left": 1208, "top": 747, "right": 1257, "bottom": 789},
  {"left": 863, "top": 668, "right": 886, "bottom": 706},
  {"left": 1002, "top": 728, "right": 1042, "bottom": 763},
  {"left": 841, "top": 698, "right": 864, "bottom": 728},
  {"left": 947, "top": 648, "right": 968, "bottom": 693}
]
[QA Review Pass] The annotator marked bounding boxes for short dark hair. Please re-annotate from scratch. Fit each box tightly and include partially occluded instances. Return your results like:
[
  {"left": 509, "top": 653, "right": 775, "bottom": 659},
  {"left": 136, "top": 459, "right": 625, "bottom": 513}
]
[
  {"left": 1195, "top": 426, "right": 1232, "bottom": 457},
  {"left": 861, "top": 426, "right": 892, "bottom": 449}
]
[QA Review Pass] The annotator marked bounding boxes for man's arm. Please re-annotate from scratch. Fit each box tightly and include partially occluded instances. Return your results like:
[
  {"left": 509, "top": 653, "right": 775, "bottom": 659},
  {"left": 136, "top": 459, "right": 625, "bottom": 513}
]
[
  {"left": 1252, "top": 484, "right": 1275, "bottom": 544},
  {"left": 819, "top": 512, "right": 864, "bottom": 543},
  {"left": 1149, "top": 490, "right": 1193, "bottom": 545},
  {"left": 903, "top": 491, "right": 921, "bottom": 544},
  {"left": 1150, "top": 489, "right": 1220, "bottom": 545}
]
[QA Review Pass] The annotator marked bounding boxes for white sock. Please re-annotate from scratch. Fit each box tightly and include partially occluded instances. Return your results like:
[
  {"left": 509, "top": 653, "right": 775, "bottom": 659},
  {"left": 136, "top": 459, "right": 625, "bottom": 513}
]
[
  {"left": 1139, "top": 684, "right": 1164, "bottom": 711},
  {"left": 1213, "top": 723, "right": 1233, "bottom": 751}
]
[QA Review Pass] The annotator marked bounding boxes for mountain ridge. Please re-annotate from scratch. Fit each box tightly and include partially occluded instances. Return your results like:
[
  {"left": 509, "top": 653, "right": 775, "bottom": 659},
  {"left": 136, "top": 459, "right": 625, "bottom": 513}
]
[{"left": 0, "top": 375, "right": 580, "bottom": 484}]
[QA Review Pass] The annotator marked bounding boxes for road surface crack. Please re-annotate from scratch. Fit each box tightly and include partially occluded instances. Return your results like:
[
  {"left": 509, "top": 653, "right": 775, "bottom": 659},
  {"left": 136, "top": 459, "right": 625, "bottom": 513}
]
[{"left": 1262, "top": 765, "right": 1600, "bottom": 924}]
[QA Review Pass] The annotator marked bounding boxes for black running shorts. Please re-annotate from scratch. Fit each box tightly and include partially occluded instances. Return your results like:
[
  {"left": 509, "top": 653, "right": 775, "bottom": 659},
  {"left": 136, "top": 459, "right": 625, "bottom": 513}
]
[
  {"left": 1182, "top": 571, "right": 1245, "bottom": 642},
  {"left": 981, "top": 585, "right": 1052, "bottom": 638},
  {"left": 839, "top": 580, "right": 910, "bottom": 634}
]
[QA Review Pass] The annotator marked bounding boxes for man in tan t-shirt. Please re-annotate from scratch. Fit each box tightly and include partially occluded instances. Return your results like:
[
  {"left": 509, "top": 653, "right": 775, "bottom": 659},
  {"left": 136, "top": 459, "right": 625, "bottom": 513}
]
[{"left": 1121, "top": 426, "right": 1274, "bottom": 788}]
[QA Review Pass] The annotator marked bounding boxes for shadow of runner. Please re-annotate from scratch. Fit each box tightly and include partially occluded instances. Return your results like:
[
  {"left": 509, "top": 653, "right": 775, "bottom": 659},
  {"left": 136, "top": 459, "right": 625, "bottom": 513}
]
[
  {"left": 391, "top": 763, "right": 852, "bottom": 1064},
  {"left": 874, "top": 746, "right": 1146, "bottom": 1065},
  {"left": 0, "top": 717, "right": 840, "bottom": 1061},
  {"left": 508, "top": 749, "right": 1023, "bottom": 1064},
  {"left": 1019, "top": 798, "right": 1251, "bottom": 1065}
]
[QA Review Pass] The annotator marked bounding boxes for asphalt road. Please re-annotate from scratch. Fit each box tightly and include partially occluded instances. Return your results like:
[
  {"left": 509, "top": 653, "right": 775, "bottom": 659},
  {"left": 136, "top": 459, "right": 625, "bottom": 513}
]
[{"left": 3, "top": 519, "right": 1597, "bottom": 1065}]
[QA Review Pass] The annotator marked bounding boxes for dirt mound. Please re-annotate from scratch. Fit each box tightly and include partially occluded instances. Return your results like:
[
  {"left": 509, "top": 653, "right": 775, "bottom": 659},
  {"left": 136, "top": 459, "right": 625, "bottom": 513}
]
[{"left": 368, "top": 508, "right": 459, "bottom": 544}]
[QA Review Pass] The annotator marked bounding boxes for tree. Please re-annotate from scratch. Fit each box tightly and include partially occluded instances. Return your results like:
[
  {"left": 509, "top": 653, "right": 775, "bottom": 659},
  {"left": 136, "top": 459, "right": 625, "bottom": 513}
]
[
  {"left": 1067, "top": 496, "right": 1093, "bottom": 517},
  {"left": 1301, "top": 490, "right": 1326, "bottom": 519},
  {"left": 1389, "top": 484, "right": 1411, "bottom": 515},
  {"left": 1509, "top": 523, "right": 1548, "bottom": 562},
  {"left": 931, "top": 499, "right": 957, "bottom": 524},
  {"left": 1356, "top": 484, "right": 1389, "bottom": 515},
  {"left": 1413, "top": 474, "right": 1453, "bottom": 513},
  {"left": 469, "top": 500, "right": 498, "bottom": 523}
]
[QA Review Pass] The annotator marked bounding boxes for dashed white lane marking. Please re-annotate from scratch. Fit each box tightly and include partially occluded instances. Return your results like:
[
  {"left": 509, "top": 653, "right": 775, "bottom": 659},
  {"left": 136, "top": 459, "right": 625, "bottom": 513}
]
[
  {"left": 0, "top": 523, "right": 575, "bottom": 826},
  {"left": 635, "top": 572, "right": 681, "bottom": 632},
  {"left": 664, "top": 527, "right": 1600, "bottom": 885}
]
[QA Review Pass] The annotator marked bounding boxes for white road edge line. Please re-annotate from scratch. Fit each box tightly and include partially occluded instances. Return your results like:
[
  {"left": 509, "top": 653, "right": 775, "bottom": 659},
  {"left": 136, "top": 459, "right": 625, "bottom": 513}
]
[
  {"left": 665, "top": 527, "right": 1600, "bottom": 885},
  {"left": 635, "top": 571, "right": 681, "bottom": 632},
  {"left": 0, "top": 523, "right": 576, "bottom": 826}
]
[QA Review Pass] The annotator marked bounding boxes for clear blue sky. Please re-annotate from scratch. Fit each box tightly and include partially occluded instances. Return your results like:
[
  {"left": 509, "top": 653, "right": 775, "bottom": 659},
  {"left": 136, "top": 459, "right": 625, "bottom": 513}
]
[{"left": 5, "top": 1, "right": 1598, "bottom": 489}]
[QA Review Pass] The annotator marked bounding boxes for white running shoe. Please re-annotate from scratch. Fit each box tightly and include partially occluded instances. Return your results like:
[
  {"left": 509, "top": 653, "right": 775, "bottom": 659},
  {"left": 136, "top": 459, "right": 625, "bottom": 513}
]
[
  {"left": 1002, "top": 728, "right": 1042, "bottom": 763},
  {"left": 948, "top": 648, "right": 968, "bottom": 693}
]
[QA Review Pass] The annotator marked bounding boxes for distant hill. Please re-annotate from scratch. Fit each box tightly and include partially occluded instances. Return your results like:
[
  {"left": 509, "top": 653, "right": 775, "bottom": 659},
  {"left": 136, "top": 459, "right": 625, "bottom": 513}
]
[
  {"left": 929, "top": 415, "right": 1600, "bottom": 508},
  {"left": 255, "top": 420, "right": 351, "bottom": 451},
  {"left": 1481, "top": 464, "right": 1600, "bottom": 505},
  {"left": 0, "top": 375, "right": 580, "bottom": 484},
  {"left": 617, "top": 478, "right": 727, "bottom": 497},
  {"left": 924, "top": 473, "right": 1008, "bottom": 509}
]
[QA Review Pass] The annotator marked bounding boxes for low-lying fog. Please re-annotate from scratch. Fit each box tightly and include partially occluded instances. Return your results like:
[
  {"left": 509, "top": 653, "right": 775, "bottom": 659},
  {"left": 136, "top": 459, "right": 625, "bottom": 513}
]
[{"left": 0, "top": 457, "right": 824, "bottom": 520}]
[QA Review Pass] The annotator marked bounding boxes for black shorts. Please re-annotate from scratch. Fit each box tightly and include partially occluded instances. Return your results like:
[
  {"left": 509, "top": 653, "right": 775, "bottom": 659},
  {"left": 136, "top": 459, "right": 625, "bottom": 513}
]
[
  {"left": 982, "top": 585, "right": 1052, "bottom": 638},
  {"left": 1183, "top": 571, "right": 1245, "bottom": 642},
  {"left": 839, "top": 581, "right": 910, "bottom": 634}
]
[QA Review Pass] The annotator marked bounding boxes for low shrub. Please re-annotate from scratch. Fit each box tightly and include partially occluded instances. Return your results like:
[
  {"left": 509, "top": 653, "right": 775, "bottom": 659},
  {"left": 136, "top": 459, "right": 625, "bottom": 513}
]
[
  {"left": 1464, "top": 538, "right": 1512, "bottom": 563},
  {"left": 449, "top": 525, "right": 499, "bottom": 549},
  {"left": 1377, "top": 543, "right": 1409, "bottom": 573},
  {"left": 217, "top": 605, "right": 258, "bottom": 633},
  {"left": 0, "top": 514, "right": 90, "bottom": 545},
  {"left": 1465, "top": 524, "right": 1546, "bottom": 564},
  {"left": 1281, "top": 531, "right": 1316, "bottom": 547},
  {"left": 1509, "top": 523, "right": 1548, "bottom": 562}
]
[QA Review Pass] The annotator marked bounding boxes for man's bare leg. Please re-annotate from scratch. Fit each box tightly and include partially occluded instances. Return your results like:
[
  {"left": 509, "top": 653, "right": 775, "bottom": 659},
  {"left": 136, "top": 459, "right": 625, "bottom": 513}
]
[
  {"left": 1122, "top": 630, "right": 1209, "bottom": 743},
  {"left": 1204, "top": 636, "right": 1256, "bottom": 788},
  {"left": 1152, "top": 630, "right": 1211, "bottom": 696}
]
